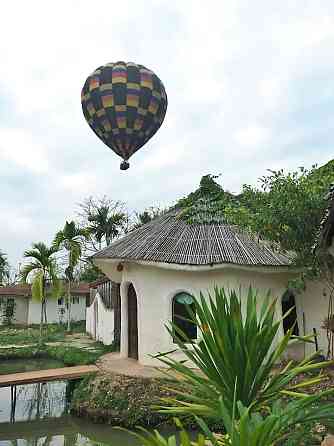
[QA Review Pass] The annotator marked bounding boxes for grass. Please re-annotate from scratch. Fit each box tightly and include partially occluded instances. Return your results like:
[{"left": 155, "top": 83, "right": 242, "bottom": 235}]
[
  {"left": 0, "top": 320, "right": 115, "bottom": 366},
  {"left": 0, "top": 341, "right": 115, "bottom": 366},
  {"left": 0, "top": 321, "right": 86, "bottom": 346}
]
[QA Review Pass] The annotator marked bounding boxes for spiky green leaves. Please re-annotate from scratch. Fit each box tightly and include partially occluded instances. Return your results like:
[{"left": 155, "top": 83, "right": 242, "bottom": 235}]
[{"left": 155, "top": 287, "right": 333, "bottom": 420}]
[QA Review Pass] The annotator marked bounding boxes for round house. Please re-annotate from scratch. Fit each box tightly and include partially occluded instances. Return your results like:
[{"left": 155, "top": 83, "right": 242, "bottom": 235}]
[{"left": 93, "top": 205, "right": 303, "bottom": 366}]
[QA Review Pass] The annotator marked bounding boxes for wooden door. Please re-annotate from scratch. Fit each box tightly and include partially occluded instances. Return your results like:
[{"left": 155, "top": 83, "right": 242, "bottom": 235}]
[
  {"left": 113, "top": 284, "right": 121, "bottom": 346},
  {"left": 127, "top": 284, "right": 138, "bottom": 359}
]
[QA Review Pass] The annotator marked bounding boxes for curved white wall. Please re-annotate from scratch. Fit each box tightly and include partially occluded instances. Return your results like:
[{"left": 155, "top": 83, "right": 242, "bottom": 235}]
[
  {"left": 86, "top": 292, "right": 115, "bottom": 345},
  {"left": 98, "top": 261, "right": 296, "bottom": 366},
  {"left": 96, "top": 260, "right": 332, "bottom": 366}
]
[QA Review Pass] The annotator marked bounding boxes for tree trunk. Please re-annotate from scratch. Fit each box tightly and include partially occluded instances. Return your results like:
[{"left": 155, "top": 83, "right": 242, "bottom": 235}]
[
  {"left": 44, "top": 299, "right": 48, "bottom": 324},
  {"left": 40, "top": 300, "right": 45, "bottom": 343},
  {"left": 67, "top": 279, "right": 71, "bottom": 332},
  {"left": 39, "top": 278, "right": 46, "bottom": 343}
]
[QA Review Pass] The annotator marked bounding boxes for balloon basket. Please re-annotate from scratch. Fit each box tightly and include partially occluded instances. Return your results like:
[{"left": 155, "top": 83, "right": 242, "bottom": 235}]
[{"left": 120, "top": 161, "right": 130, "bottom": 170}]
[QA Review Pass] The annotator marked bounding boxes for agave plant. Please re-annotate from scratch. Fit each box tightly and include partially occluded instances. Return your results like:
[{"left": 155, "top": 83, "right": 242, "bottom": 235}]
[
  {"left": 155, "top": 287, "right": 333, "bottom": 420},
  {"left": 128, "top": 388, "right": 334, "bottom": 446}
]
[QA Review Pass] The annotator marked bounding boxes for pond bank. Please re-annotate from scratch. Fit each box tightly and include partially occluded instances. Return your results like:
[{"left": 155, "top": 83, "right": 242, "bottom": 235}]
[
  {"left": 71, "top": 371, "right": 225, "bottom": 431},
  {"left": 71, "top": 372, "right": 180, "bottom": 428}
]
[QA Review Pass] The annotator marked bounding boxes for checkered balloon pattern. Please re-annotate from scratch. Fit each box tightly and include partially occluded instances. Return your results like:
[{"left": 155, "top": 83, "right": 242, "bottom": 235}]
[{"left": 81, "top": 62, "right": 168, "bottom": 167}]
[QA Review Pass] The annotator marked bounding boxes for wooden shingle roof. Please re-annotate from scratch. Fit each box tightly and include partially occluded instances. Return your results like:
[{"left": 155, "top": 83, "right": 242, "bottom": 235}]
[
  {"left": 318, "top": 185, "right": 334, "bottom": 249},
  {"left": 93, "top": 209, "right": 292, "bottom": 267}
]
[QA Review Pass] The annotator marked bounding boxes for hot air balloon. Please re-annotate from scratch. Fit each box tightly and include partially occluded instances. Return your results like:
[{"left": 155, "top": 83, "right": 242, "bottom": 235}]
[{"left": 81, "top": 61, "right": 168, "bottom": 170}]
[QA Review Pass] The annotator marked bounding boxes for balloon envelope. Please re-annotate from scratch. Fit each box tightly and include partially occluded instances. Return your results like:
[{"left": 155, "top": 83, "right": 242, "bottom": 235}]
[{"left": 81, "top": 62, "right": 168, "bottom": 169}]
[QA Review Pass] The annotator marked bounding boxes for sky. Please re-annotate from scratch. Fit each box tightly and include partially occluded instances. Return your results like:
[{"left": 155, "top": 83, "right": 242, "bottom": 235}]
[{"left": 0, "top": 0, "right": 333, "bottom": 268}]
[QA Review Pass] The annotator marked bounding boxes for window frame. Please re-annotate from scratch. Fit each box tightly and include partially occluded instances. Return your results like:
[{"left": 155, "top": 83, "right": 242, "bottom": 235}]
[{"left": 172, "top": 292, "right": 197, "bottom": 343}]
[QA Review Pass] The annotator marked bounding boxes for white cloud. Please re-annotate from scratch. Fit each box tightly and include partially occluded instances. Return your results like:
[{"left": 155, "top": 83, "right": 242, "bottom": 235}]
[
  {"left": 0, "top": 128, "right": 49, "bottom": 173},
  {"left": 234, "top": 125, "right": 270, "bottom": 148},
  {"left": 0, "top": 0, "right": 333, "bottom": 267}
]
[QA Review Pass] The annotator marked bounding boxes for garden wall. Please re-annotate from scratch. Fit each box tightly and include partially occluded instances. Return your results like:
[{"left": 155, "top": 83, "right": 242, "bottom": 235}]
[
  {"left": 28, "top": 297, "right": 86, "bottom": 324},
  {"left": 86, "top": 292, "right": 114, "bottom": 345}
]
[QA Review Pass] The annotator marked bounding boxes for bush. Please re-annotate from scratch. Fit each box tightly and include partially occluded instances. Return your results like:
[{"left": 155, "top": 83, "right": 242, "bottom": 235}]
[{"left": 156, "top": 287, "right": 333, "bottom": 421}]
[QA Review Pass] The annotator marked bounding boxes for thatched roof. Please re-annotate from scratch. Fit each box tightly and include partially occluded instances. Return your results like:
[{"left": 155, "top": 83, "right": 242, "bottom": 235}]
[
  {"left": 318, "top": 185, "right": 334, "bottom": 249},
  {"left": 93, "top": 209, "right": 292, "bottom": 267}
]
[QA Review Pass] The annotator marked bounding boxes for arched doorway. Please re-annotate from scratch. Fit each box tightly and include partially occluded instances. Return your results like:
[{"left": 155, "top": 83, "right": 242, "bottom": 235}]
[
  {"left": 127, "top": 284, "right": 138, "bottom": 359},
  {"left": 282, "top": 290, "right": 299, "bottom": 336}
]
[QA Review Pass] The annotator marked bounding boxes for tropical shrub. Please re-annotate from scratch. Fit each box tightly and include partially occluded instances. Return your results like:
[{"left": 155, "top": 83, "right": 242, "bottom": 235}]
[
  {"left": 156, "top": 287, "right": 333, "bottom": 420},
  {"left": 134, "top": 390, "right": 334, "bottom": 446}
]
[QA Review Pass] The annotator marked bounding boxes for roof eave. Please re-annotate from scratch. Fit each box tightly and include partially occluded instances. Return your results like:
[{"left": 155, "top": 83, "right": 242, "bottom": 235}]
[{"left": 94, "top": 257, "right": 296, "bottom": 274}]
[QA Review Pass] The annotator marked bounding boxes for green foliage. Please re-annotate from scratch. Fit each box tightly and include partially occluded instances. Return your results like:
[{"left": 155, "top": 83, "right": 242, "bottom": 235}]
[
  {"left": 0, "top": 338, "right": 112, "bottom": 365},
  {"left": 176, "top": 163, "right": 334, "bottom": 277},
  {"left": 207, "top": 395, "right": 334, "bottom": 446},
  {"left": 224, "top": 163, "right": 334, "bottom": 270},
  {"left": 0, "top": 323, "right": 69, "bottom": 345},
  {"left": 53, "top": 220, "right": 89, "bottom": 331},
  {"left": 31, "top": 270, "right": 43, "bottom": 301},
  {"left": 155, "top": 287, "right": 333, "bottom": 420},
  {"left": 124, "top": 419, "right": 208, "bottom": 446},
  {"left": 21, "top": 242, "right": 61, "bottom": 339},
  {"left": 77, "top": 261, "right": 105, "bottom": 282},
  {"left": 78, "top": 196, "right": 128, "bottom": 248},
  {"left": 0, "top": 298, "right": 16, "bottom": 325},
  {"left": 53, "top": 221, "right": 89, "bottom": 273},
  {"left": 177, "top": 175, "right": 235, "bottom": 224},
  {"left": 71, "top": 374, "right": 188, "bottom": 428},
  {"left": 0, "top": 251, "right": 10, "bottom": 285},
  {"left": 149, "top": 394, "right": 334, "bottom": 446},
  {"left": 133, "top": 206, "right": 165, "bottom": 229}
]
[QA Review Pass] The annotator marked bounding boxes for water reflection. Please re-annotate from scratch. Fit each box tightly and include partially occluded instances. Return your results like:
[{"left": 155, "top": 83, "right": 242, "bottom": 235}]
[
  {"left": 0, "top": 382, "right": 185, "bottom": 445},
  {"left": 0, "top": 381, "right": 73, "bottom": 423},
  {"left": 0, "top": 416, "right": 142, "bottom": 446}
]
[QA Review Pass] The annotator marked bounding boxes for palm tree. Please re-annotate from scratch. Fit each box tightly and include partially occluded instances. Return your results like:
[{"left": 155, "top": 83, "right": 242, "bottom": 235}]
[
  {"left": 0, "top": 251, "right": 9, "bottom": 286},
  {"left": 53, "top": 221, "right": 89, "bottom": 331},
  {"left": 88, "top": 206, "right": 127, "bottom": 247},
  {"left": 20, "top": 242, "right": 61, "bottom": 339}
]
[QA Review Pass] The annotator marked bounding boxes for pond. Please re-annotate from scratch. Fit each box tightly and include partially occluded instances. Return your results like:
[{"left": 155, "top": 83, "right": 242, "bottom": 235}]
[
  {"left": 0, "top": 358, "right": 65, "bottom": 375},
  {"left": 0, "top": 362, "right": 191, "bottom": 445}
]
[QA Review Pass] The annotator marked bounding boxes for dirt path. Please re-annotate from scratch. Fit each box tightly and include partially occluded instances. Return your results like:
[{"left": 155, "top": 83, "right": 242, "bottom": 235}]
[{"left": 96, "top": 352, "right": 167, "bottom": 378}]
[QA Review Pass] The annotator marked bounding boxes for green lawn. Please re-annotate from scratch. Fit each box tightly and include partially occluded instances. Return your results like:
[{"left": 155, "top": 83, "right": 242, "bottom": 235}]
[{"left": 0, "top": 321, "right": 86, "bottom": 346}]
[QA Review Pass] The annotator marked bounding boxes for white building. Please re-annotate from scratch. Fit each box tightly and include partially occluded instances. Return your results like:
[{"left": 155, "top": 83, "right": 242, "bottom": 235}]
[
  {"left": 88, "top": 201, "right": 331, "bottom": 367},
  {"left": 0, "top": 283, "right": 89, "bottom": 326},
  {"left": 86, "top": 278, "right": 120, "bottom": 346}
]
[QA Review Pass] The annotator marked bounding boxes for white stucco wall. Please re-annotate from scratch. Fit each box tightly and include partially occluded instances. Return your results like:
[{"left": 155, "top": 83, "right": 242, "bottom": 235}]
[
  {"left": 27, "top": 297, "right": 86, "bottom": 325},
  {"left": 97, "top": 260, "right": 299, "bottom": 366},
  {"left": 86, "top": 292, "right": 114, "bottom": 345},
  {"left": 297, "top": 280, "right": 332, "bottom": 357},
  {"left": 95, "top": 258, "right": 332, "bottom": 366}
]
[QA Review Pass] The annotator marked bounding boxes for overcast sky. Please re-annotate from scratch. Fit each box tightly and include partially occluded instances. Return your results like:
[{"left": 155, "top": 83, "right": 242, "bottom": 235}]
[{"left": 1, "top": 1, "right": 333, "bottom": 268}]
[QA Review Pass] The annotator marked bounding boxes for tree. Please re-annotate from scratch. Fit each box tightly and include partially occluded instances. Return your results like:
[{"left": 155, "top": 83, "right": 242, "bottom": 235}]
[
  {"left": 20, "top": 242, "right": 61, "bottom": 339},
  {"left": 76, "top": 261, "right": 105, "bottom": 282},
  {"left": 0, "top": 251, "right": 10, "bottom": 286},
  {"left": 132, "top": 206, "right": 165, "bottom": 230},
  {"left": 224, "top": 163, "right": 334, "bottom": 270},
  {"left": 77, "top": 196, "right": 128, "bottom": 252},
  {"left": 53, "top": 221, "right": 89, "bottom": 331}
]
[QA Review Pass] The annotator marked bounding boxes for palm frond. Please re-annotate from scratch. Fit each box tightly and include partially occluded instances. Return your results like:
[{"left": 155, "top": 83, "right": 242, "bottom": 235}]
[
  {"left": 20, "top": 262, "right": 42, "bottom": 282},
  {"left": 31, "top": 271, "right": 44, "bottom": 302}
]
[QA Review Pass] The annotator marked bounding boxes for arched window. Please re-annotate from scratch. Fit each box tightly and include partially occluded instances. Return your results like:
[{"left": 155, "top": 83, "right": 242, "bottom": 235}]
[
  {"left": 282, "top": 290, "right": 299, "bottom": 336},
  {"left": 172, "top": 292, "right": 197, "bottom": 343}
]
